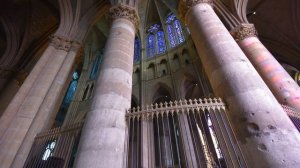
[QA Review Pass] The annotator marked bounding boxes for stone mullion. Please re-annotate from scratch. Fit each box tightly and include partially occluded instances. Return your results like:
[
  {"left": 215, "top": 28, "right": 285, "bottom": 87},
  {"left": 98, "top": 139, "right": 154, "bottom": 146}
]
[
  {"left": 74, "top": 4, "right": 139, "bottom": 168},
  {"left": 231, "top": 23, "right": 300, "bottom": 112},
  {"left": 182, "top": 0, "right": 300, "bottom": 168}
]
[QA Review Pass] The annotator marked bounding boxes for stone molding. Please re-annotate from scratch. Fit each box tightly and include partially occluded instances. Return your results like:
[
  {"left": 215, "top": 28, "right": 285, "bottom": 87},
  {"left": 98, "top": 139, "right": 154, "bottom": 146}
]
[
  {"left": 109, "top": 4, "right": 140, "bottom": 30},
  {"left": 186, "top": 0, "right": 213, "bottom": 9},
  {"left": 230, "top": 23, "right": 257, "bottom": 42}
]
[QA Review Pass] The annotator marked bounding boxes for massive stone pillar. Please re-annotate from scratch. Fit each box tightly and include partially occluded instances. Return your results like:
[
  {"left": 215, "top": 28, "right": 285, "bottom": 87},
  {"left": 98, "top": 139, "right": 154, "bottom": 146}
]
[
  {"left": 0, "top": 35, "right": 72, "bottom": 168},
  {"left": 181, "top": 0, "right": 300, "bottom": 167},
  {"left": 231, "top": 23, "right": 300, "bottom": 111},
  {"left": 74, "top": 4, "right": 139, "bottom": 168},
  {"left": 10, "top": 41, "right": 82, "bottom": 168}
]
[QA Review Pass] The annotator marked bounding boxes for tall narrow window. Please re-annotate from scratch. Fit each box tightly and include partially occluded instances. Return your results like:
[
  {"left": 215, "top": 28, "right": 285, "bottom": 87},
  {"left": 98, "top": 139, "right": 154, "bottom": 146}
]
[
  {"left": 90, "top": 51, "right": 103, "bottom": 79},
  {"left": 167, "top": 25, "right": 176, "bottom": 48},
  {"left": 174, "top": 20, "right": 185, "bottom": 43},
  {"left": 147, "top": 34, "right": 156, "bottom": 58},
  {"left": 166, "top": 13, "right": 185, "bottom": 47},
  {"left": 134, "top": 37, "right": 141, "bottom": 62},
  {"left": 64, "top": 71, "right": 79, "bottom": 106},
  {"left": 157, "top": 30, "right": 166, "bottom": 54},
  {"left": 147, "top": 24, "right": 166, "bottom": 58}
]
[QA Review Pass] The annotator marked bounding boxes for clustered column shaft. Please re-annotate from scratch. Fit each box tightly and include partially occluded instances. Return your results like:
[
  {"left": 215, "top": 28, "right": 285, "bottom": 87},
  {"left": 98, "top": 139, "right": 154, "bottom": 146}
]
[
  {"left": 0, "top": 35, "right": 82, "bottom": 168},
  {"left": 74, "top": 4, "right": 139, "bottom": 168},
  {"left": 183, "top": 0, "right": 300, "bottom": 167}
]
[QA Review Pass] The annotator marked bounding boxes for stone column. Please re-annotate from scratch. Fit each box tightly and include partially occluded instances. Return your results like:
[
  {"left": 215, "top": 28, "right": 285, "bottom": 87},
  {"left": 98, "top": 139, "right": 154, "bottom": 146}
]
[
  {"left": 0, "top": 70, "right": 27, "bottom": 116},
  {"left": 74, "top": 4, "right": 139, "bottom": 168},
  {"left": 231, "top": 23, "right": 300, "bottom": 112},
  {"left": 0, "top": 44, "right": 55, "bottom": 138},
  {"left": 181, "top": 0, "right": 300, "bottom": 167},
  {"left": 10, "top": 41, "right": 83, "bottom": 168},
  {"left": 0, "top": 35, "right": 72, "bottom": 168}
]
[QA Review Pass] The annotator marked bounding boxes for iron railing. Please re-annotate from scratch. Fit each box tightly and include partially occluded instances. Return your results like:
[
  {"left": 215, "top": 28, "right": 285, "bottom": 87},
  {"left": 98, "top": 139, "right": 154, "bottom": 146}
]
[{"left": 124, "top": 98, "right": 246, "bottom": 168}]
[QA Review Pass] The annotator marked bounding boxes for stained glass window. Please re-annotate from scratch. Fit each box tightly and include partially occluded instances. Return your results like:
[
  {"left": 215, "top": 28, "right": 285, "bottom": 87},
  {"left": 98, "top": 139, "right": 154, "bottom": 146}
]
[
  {"left": 157, "top": 30, "right": 166, "bottom": 54},
  {"left": 174, "top": 20, "right": 185, "bottom": 43},
  {"left": 147, "top": 34, "right": 156, "bottom": 58},
  {"left": 64, "top": 71, "right": 79, "bottom": 105},
  {"left": 166, "top": 13, "right": 185, "bottom": 47},
  {"left": 134, "top": 37, "right": 141, "bottom": 62},
  {"left": 90, "top": 52, "right": 103, "bottom": 79},
  {"left": 167, "top": 25, "right": 176, "bottom": 48}
]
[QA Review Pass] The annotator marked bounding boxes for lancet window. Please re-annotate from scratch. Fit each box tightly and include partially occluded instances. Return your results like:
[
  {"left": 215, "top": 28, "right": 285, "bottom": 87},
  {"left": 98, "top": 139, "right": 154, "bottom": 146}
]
[
  {"left": 147, "top": 24, "right": 166, "bottom": 58},
  {"left": 134, "top": 36, "right": 141, "bottom": 62},
  {"left": 166, "top": 13, "right": 185, "bottom": 48}
]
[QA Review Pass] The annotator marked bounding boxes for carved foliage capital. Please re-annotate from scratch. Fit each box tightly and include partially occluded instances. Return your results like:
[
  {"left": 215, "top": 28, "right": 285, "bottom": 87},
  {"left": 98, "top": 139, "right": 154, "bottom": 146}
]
[
  {"left": 49, "top": 35, "right": 72, "bottom": 51},
  {"left": 231, "top": 24, "right": 257, "bottom": 42},
  {"left": 109, "top": 4, "right": 140, "bottom": 30}
]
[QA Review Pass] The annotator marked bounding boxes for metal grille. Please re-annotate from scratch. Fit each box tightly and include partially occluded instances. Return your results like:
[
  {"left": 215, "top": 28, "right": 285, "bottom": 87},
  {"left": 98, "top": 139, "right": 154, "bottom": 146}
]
[
  {"left": 24, "top": 122, "right": 82, "bottom": 168},
  {"left": 124, "top": 98, "right": 246, "bottom": 168}
]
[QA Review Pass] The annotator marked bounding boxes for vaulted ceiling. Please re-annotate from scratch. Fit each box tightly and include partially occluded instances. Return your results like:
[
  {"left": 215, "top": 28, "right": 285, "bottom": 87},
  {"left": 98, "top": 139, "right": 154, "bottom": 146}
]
[{"left": 0, "top": 0, "right": 299, "bottom": 75}]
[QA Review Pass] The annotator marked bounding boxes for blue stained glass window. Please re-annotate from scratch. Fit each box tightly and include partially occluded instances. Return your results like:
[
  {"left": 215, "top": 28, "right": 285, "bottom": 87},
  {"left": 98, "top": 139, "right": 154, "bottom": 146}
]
[
  {"left": 167, "top": 25, "right": 176, "bottom": 48},
  {"left": 134, "top": 37, "right": 141, "bottom": 62},
  {"left": 147, "top": 34, "right": 156, "bottom": 58},
  {"left": 174, "top": 20, "right": 185, "bottom": 43},
  {"left": 148, "top": 24, "right": 160, "bottom": 33},
  {"left": 64, "top": 71, "right": 79, "bottom": 105},
  {"left": 90, "top": 53, "right": 102, "bottom": 79},
  {"left": 156, "top": 30, "right": 166, "bottom": 54},
  {"left": 166, "top": 13, "right": 176, "bottom": 24}
]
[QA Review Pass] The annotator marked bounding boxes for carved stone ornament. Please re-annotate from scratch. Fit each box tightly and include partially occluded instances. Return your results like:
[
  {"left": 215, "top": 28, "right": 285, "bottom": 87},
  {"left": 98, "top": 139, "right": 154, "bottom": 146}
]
[
  {"left": 231, "top": 23, "right": 257, "bottom": 42},
  {"left": 49, "top": 35, "right": 72, "bottom": 51},
  {"left": 109, "top": 4, "right": 140, "bottom": 30},
  {"left": 186, "top": 0, "right": 213, "bottom": 9}
]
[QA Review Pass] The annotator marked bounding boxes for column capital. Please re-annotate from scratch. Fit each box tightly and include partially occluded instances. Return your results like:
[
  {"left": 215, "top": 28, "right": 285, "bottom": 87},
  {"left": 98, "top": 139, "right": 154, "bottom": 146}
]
[
  {"left": 230, "top": 23, "right": 257, "bottom": 42},
  {"left": 108, "top": 4, "right": 140, "bottom": 31},
  {"left": 49, "top": 35, "right": 72, "bottom": 51}
]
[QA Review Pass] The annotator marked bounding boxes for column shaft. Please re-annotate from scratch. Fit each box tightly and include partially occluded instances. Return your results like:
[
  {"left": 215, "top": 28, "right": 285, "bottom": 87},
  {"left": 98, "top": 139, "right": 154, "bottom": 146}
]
[
  {"left": 10, "top": 45, "right": 81, "bottom": 168},
  {"left": 74, "top": 17, "right": 136, "bottom": 168},
  {"left": 0, "top": 44, "right": 69, "bottom": 167},
  {"left": 0, "top": 46, "right": 55, "bottom": 138},
  {"left": 238, "top": 35, "right": 300, "bottom": 111},
  {"left": 186, "top": 3, "right": 300, "bottom": 168}
]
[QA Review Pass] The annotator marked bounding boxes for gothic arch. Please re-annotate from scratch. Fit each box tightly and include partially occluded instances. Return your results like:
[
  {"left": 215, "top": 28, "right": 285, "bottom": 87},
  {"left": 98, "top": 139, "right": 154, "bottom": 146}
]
[
  {"left": 152, "top": 82, "right": 173, "bottom": 104},
  {"left": 180, "top": 73, "right": 203, "bottom": 99}
]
